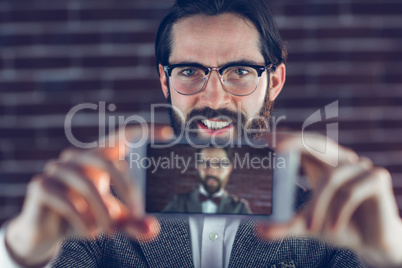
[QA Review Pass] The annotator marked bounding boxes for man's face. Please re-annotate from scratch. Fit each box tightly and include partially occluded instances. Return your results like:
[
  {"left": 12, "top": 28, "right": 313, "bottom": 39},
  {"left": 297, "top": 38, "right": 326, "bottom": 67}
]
[
  {"left": 197, "top": 147, "right": 233, "bottom": 195},
  {"left": 159, "top": 13, "right": 285, "bottom": 141}
]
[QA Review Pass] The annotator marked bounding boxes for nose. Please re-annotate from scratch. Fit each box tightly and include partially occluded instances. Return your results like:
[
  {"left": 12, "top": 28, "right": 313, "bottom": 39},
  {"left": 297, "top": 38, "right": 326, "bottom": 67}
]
[
  {"left": 198, "top": 70, "right": 231, "bottom": 109},
  {"left": 205, "top": 164, "right": 224, "bottom": 174}
]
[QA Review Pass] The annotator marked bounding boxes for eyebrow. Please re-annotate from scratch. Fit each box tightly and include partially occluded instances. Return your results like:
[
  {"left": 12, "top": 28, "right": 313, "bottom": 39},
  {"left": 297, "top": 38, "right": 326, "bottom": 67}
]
[{"left": 169, "top": 59, "right": 264, "bottom": 67}]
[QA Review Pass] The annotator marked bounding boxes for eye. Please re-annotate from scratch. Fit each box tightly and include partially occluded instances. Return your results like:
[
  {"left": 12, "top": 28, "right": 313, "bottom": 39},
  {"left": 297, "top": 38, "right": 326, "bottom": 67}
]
[
  {"left": 234, "top": 68, "right": 250, "bottom": 76},
  {"left": 225, "top": 66, "right": 254, "bottom": 79},
  {"left": 179, "top": 68, "right": 198, "bottom": 76}
]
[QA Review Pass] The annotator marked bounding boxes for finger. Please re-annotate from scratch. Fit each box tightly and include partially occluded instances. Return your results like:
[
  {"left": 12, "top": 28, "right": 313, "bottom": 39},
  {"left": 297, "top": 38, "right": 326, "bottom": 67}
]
[
  {"left": 58, "top": 151, "right": 144, "bottom": 218},
  {"left": 98, "top": 124, "right": 174, "bottom": 161},
  {"left": 30, "top": 176, "right": 95, "bottom": 237},
  {"left": 315, "top": 168, "right": 393, "bottom": 250},
  {"left": 257, "top": 159, "right": 373, "bottom": 240},
  {"left": 329, "top": 167, "right": 393, "bottom": 236},
  {"left": 308, "top": 159, "right": 372, "bottom": 232},
  {"left": 60, "top": 125, "right": 174, "bottom": 217},
  {"left": 329, "top": 173, "right": 376, "bottom": 230},
  {"left": 44, "top": 161, "right": 112, "bottom": 230},
  {"left": 121, "top": 215, "right": 160, "bottom": 243},
  {"left": 60, "top": 151, "right": 142, "bottom": 217},
  {"left": 268, "top": 131, "right": 358, "bottom": 166}
]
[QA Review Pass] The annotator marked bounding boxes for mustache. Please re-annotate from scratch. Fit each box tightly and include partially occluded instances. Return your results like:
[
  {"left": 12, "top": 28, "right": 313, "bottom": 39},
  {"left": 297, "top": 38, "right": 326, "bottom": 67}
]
[{"left": 187, "top": 107, "right": 246, "bottom": 126}]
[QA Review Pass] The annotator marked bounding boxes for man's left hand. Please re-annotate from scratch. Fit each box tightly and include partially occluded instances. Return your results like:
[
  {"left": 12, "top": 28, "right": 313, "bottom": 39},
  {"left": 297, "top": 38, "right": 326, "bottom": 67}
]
[{"left": 258, "top": 132, "right": 402, "bottom": 267}]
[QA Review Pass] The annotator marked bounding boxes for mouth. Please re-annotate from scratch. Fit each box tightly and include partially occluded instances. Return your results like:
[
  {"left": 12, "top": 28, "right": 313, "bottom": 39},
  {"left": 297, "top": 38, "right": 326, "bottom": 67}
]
[
  {"left": 206, "top": 177, "right": 219, "bottom": 186},
  {"left": 197, "top": 118, "right": 233, "bottom": 136}
]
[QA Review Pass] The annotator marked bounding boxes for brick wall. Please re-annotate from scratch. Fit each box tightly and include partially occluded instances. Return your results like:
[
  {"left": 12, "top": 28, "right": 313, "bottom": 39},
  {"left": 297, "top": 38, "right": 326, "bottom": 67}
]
[{"left": 1, "top": 0, "right": 402, "bottom": 224}]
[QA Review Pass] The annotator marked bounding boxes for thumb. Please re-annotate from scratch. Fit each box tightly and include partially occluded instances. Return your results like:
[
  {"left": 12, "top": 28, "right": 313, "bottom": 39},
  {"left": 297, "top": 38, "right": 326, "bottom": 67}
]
[
  {"left": 100, "top": 124, "right": 174, "bottom": 161},
  {"left": 122, "top": 216, "right": 160, "bottom": 243}
]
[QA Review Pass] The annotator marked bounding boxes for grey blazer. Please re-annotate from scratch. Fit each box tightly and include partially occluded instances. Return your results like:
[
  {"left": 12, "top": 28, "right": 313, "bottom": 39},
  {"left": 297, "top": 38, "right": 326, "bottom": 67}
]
[
  {"left": 51, "top": 217, "right": 366, "bottom": 267},
  {"left": 162, "top": 189, "right": 252, "bottom": 214}
]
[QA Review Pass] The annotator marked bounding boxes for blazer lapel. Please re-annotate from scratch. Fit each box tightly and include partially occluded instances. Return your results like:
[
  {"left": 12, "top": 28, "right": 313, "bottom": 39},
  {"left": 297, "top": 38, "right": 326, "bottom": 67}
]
[
  {"left": 187, "top": 189, "right": 203, "bottom": 213},
  {"left": 139, "top": 217, "right": 194, "bottom": 268},
  {"left": 217, "top": 191, "right": 230, "bottom": 213},
  {"left": 228, "top": 219, "right": 284, "bottom": 267}
]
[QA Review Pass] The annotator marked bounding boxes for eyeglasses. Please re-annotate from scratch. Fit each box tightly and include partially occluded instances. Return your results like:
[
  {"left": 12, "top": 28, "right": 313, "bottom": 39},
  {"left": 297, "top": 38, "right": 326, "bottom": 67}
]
[
  {"left": 163, "top": 63, "right": 273, "bottom": 96},
  {"left": 197, "top": 159, "right": 231, "bottom": 169}
]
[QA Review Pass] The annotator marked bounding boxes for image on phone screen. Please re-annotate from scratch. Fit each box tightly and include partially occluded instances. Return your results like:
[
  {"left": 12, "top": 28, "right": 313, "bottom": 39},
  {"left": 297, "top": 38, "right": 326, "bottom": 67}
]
[{"left": 144, "top": 144, "right": 275, "bottom": 216}]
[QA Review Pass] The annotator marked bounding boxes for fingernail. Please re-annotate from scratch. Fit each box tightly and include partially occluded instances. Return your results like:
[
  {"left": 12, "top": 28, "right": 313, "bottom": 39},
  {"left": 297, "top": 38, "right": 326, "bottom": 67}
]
[
  {"left": 125, "top": 220, "right": 149, "bottom": 235},
  {"left": 256, "top": 224, "right": 270, "bottom": 236},
  {"left": 161, "top": 127, "right": 174, "bottom": 139}
]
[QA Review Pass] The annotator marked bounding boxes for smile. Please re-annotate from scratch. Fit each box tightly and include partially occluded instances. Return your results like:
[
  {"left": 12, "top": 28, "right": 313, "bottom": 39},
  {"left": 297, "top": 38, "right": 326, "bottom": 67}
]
[{"left": 201, "top": 119, "right": 231, "bottom": 130}]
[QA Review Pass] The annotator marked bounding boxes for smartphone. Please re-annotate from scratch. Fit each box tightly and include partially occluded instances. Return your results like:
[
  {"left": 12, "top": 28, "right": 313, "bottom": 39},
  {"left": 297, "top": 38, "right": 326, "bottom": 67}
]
[{"left": 129, "top": 141, "right": 299, "bottom": 222}]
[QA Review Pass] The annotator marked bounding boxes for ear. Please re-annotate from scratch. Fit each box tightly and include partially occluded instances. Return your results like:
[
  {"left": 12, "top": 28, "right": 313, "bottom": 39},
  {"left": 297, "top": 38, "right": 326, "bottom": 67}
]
[
  {"left": 228, "top": 163, "right": 233, "bottom": 174},
  {"left": 269, "top": 63, "right": 286, "bottom": 101},
  {"left": 158, "top": 64, "right": 169, "bottom": 99}
]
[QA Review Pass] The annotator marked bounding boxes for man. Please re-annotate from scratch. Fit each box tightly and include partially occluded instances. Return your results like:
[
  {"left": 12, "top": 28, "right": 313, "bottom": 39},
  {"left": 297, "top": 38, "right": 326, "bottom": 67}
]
[
  {"left": 1, "top": 0, "right": 402, "bottom": 267},
  {"left": 163, "top": 147, "right": 252, "bottom": 214}
]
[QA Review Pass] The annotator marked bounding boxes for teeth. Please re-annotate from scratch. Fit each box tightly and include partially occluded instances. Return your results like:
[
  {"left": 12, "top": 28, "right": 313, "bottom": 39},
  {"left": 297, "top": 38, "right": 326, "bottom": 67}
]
[{"left": 201, "top": 119, "right": 230, "bottom": 130}]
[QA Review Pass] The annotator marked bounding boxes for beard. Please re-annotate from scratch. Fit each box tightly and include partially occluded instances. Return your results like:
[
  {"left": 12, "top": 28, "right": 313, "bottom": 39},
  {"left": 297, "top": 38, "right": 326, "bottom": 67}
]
[
  {"left": 167, "top": 85, "right": 274, "bottom": 142},
  {"left": 200, "top": 175, "right": 222, "bottom": 195}
]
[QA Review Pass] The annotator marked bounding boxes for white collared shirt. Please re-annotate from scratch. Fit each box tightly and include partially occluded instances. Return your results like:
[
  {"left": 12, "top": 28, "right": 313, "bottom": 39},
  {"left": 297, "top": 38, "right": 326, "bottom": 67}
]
[{"left": 189, "top": 216, "right": 241, "bottom": 268}]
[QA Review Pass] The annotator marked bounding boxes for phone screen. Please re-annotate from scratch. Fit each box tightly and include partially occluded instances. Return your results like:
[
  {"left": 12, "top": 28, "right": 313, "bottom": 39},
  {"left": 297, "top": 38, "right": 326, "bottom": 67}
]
[{"left": 144, "top": 143, "right": 275, "bottom": 216}]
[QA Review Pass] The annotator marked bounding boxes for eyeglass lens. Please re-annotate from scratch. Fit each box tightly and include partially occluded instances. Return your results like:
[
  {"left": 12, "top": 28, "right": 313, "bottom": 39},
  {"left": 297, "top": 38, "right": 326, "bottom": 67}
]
[{"left": 170, "top": 66, "right": 259, "bottom": 96}]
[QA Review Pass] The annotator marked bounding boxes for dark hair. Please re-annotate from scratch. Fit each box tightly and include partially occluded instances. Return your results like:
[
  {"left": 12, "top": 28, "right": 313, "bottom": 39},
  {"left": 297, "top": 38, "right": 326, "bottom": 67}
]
[{"left": 155, "top": 0, "right": 287, "bottom": 74}]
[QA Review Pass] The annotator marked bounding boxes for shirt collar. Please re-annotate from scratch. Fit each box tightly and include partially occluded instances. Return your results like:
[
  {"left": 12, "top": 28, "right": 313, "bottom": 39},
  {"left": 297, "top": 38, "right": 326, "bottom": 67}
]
[{"left": 199, "top": 184, "right": 224, "bottom": 198}]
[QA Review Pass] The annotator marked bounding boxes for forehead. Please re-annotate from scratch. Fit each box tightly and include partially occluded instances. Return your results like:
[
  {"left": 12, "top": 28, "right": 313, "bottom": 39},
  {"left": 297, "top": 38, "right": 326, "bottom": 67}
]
[
  {"left": 170, "top": 13, "right": 264, "bottom": 66},
  {"left": 200, "top": 148, "right": 228, "bottom": 159}
]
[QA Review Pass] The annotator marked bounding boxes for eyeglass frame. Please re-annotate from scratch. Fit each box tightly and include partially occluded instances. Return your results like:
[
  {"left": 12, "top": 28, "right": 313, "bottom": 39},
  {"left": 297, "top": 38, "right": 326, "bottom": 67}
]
[{"left": 163, "top": 63, "right": 273, "bottom": 96}]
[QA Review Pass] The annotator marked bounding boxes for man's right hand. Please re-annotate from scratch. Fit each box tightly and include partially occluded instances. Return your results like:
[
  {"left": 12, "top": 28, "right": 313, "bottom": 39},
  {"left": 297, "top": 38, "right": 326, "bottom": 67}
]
[{"left": 4, "top": 125, "right": 173, "bottom": 267}]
